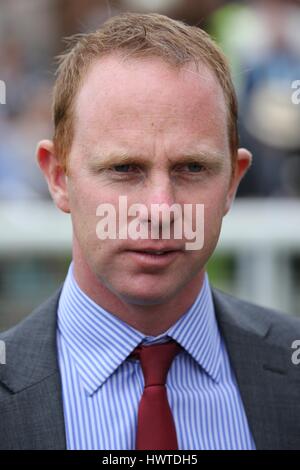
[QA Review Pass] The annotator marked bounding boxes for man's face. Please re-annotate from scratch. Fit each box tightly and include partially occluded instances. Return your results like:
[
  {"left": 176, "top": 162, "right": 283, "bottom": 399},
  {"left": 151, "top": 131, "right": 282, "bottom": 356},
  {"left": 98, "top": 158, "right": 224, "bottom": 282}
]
[{"left": 47, "top": 55, "right": 250, "bottom": 305}]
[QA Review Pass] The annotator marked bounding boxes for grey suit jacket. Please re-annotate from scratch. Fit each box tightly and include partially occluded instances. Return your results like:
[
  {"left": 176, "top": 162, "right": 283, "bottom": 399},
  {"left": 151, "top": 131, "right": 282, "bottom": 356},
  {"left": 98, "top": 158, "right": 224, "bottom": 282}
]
[{"left": 1, "top": 285, "right": 300, "bottom": 450}]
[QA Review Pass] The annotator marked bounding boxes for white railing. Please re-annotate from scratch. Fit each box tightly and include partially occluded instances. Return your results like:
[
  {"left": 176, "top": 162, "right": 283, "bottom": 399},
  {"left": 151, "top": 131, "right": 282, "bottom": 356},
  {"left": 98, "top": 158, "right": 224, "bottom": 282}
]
[{"left": 0, "top": 199, "right": 299, "bottom": 314}]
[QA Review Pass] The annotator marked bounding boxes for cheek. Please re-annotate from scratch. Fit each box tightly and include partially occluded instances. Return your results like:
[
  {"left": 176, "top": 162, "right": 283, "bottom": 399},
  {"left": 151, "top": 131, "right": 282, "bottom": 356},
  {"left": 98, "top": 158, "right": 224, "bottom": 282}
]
[
  {"left": 69, "top": 178, "right": 104, "bottom": 219},
  {"left": 68, "top": 188, "right": 99, "bottom": 245},
  {"left": 204, "top": 179, "right": 229, "bottom": 211},
  {"left": 201, "top": 188, "right": 228, "bottom": 238}
]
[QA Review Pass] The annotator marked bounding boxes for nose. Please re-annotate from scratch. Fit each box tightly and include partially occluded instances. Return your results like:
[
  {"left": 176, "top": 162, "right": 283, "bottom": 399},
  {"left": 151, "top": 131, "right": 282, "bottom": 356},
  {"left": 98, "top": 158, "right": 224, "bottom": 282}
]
[{"left": 139, "top": 172, "right": 178, "bottom": 233}]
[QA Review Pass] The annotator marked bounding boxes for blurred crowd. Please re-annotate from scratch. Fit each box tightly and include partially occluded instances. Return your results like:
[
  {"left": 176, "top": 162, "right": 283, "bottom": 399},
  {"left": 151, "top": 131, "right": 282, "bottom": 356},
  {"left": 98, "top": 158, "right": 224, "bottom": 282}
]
[{"left": 1, "top": 0, "right": 300, "bottom": 200}]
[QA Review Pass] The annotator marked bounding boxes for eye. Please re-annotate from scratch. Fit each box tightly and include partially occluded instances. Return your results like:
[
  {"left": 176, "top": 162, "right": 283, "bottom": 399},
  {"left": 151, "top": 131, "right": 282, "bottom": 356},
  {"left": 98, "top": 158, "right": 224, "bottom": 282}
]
[
  {"left": 107, "top": 163, "right": 143, "bottom": 180},
  {"left": 175, "top": 162, "right": 205, "bottom": 173},
  {"left": 112, "top": 164, "right": 137, "bottom": 173},
  {"left": 185, "top": 162, "right": 204, "bottom": 173}
]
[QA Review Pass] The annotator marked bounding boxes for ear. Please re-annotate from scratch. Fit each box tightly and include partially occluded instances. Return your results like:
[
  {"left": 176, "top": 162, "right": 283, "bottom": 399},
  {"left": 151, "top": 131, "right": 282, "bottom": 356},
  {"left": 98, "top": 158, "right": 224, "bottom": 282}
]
[
  {"left": 224, "top": 148, "right": 252, "bottom": 215},
  {"left": 36, "top": 139, "right": 70, "bottom": 213}
]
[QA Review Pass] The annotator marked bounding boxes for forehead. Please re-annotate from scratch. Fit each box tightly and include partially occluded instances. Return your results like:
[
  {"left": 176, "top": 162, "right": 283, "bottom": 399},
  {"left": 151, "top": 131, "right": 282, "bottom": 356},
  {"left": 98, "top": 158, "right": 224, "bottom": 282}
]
[{"left": 72, "top": 54, "right": 228, "bottom": 152}]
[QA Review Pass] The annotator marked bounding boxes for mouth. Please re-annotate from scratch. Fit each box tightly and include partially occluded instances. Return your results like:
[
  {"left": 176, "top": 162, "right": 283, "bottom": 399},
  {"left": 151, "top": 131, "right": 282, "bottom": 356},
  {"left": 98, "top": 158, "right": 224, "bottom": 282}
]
[
  {"left": 124, "top": 248, "right": 183, "bottom": 267},
  {"left": 132, "top": 248, "right": 179, "bottom": 254}
]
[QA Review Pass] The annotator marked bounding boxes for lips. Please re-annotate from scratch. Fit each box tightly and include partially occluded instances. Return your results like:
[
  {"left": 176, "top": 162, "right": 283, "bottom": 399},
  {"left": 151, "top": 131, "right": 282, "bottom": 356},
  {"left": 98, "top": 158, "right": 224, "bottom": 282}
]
[
  {"left": 131, "top": 250, "right": 179, "bottom": 256},
  {"left": 123, "top": 246, "right": 184, "bottom": 268},
  {"left": 125, "top": 245, "right": 184, "bottom": 254},
  {"left": 130, "top": 250, "right": 178, "bottom": 257},
  {"left": 142, "top": 250, "right": 171, "bottom": 255}
]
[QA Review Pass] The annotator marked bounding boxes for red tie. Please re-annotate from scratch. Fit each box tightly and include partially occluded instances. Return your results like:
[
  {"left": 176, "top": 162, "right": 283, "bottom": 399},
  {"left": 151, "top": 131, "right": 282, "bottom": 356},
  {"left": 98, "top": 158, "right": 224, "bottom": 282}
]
[{"left": 131, "top": 341, "right": 181, "bottom": 450}]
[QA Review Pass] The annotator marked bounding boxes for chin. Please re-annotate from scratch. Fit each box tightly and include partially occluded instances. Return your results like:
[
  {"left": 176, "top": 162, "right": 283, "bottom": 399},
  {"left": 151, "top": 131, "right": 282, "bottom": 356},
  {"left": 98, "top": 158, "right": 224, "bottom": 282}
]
[{"left": 117, "top": 285, "right": 175, "bottom": 306}]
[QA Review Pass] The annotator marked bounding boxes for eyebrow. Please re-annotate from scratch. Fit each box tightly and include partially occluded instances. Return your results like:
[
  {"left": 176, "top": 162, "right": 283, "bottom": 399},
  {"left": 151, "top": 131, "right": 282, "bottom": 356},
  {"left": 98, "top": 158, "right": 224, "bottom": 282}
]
[{"left": 88, "top": 149, "right": 227, "bottom": 171}]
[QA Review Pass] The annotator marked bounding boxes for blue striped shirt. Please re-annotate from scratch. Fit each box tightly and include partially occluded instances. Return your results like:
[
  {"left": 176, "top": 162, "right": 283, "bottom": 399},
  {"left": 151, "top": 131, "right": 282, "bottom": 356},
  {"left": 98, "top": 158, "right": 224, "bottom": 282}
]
[{"left": 57, "top": 261, "right": 255, "bottom": 450}]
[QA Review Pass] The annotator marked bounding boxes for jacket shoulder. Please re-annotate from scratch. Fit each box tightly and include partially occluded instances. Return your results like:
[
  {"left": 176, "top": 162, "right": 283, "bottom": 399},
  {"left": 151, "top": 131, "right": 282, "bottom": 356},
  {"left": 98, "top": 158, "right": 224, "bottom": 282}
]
[
  {"left": 0, "top": 285, "right": 63, "bottom": 342},
  {"left": 211, "top": 287, "right": 300, "bottom": 347},
  {"left": 0, "top": 285, "right": 63, "bottom": 397}
]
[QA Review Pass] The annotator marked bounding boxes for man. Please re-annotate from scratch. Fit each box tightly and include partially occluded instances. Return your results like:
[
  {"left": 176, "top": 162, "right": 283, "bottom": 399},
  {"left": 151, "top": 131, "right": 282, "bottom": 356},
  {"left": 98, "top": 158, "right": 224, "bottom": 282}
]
[{"left": 0, "top": 12, "right": 300, "bottom": 450}]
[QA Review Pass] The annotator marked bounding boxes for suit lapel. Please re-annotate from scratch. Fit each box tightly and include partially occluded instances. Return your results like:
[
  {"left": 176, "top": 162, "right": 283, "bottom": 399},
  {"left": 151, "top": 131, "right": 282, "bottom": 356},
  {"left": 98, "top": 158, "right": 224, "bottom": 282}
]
[
  {"left": 0, "top": 286, "right": 66, "bottom": 450},
  {"left": 2, "top": 283, "right": 300, "bottom": 449},
  {"left": 212, "top": 288, "right": 300, "bottom": 450},
  {"left": 0, "top": 370, "right": 66, "bottom": 449}
]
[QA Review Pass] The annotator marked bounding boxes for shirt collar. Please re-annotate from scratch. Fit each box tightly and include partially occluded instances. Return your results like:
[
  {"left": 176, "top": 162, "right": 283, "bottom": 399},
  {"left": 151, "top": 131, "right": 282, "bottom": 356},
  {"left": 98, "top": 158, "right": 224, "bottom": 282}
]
[{"left": 57, "top": 262, "right": 221, "bottom": 396}]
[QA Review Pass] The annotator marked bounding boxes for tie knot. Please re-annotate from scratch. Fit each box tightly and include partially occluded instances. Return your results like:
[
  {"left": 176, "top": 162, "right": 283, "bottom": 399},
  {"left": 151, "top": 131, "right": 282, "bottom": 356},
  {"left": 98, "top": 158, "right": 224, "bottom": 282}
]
[{"left": 131, "top": 340, "right": 181, "bottom": 387}]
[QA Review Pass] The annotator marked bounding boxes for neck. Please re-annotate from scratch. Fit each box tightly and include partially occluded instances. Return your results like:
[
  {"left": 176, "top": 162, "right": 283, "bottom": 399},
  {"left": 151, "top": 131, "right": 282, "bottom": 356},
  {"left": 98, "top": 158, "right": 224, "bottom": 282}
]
[{"left": 72, "top": 249, "right": 205, "bottom": 336}]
